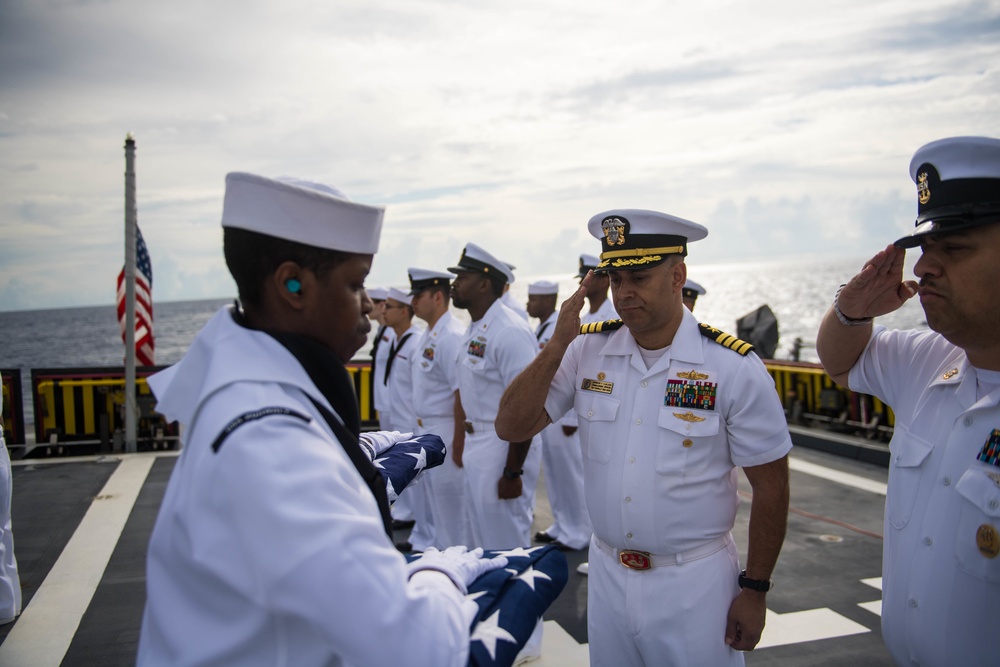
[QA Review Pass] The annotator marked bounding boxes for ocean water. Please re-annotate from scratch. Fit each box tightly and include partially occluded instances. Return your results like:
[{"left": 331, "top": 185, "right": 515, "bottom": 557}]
[{"left": 1, "top": 254, "right": 929, "bottom": 424}]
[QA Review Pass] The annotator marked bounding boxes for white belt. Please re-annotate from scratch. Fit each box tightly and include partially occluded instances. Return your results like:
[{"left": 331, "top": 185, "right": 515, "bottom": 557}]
[
  {"left": 463, "top": 419, "right": 495, "bottom": 434},
  {"left": 594, "top": 534, "right": 730, "bottom": 571}
]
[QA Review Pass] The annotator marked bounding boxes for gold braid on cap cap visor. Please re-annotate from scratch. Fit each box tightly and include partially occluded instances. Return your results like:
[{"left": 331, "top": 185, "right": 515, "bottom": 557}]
[{"left": 597, "top": 245, "right": 685, "bottom": 268}]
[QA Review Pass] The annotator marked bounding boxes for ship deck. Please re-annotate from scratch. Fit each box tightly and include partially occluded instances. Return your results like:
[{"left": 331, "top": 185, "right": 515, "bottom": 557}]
[{"left": 0, "top": 436, "right": 893, "bottom": 666}]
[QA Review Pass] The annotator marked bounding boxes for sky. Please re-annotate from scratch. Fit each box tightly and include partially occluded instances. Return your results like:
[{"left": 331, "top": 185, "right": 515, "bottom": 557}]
[{"left": 0, "top": 0, "right": 998, "bottom": 312}]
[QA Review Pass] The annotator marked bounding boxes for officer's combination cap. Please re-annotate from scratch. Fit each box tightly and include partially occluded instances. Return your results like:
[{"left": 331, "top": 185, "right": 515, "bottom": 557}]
[
  {"left": 448, "top": 243, "right": 515, "bottom": 284},
  {"left": 528, "top": 280, "right": 559, "bottom": 296},
  {"left": 895, "top": 136, "right": 1000, "bottom": 248},
  {"left": 577, "top": 253, "right": 600, "bottom": 278},
  {"left": 682, "top": 278, "right": 707, "bottom": 301},
  {"left": 587, "top": 209, "right": 708, "bottom": 272},
  {"left": 407, "top": 268, "right": 455, "bottom": 295},
  {"left": 221, "top": 172, "right": 384, "bottom": 254}
]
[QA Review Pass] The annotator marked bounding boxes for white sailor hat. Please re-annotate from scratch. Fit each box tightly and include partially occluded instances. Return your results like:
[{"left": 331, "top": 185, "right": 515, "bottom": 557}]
[
  {"left": 407, "top": 268, "right": 455, "bottom": 295},
  {"left": 587, "top": 209, "right": 708, "bottom": 272},
  {"left": 367, "top": 286, "right": 389, "bottom": 301},
  {"left": 577, "top": 253, "right": 600, "bottom": 278},
  {"left": 895, "top": 136, "right": 1000, "bottom": 248},
  {"left": 682, "top": 279, "right": 706, "bottom": 301},
  {"left": 527, "top": 280, "right": 559, "bottom": 296},
  {"left": 448, "top": 243, "right": 515, "bottom": 284},
  {"left": 386, "top": 287, "right": 413, "bottom": 306},
  {"left": 221, "top": 172, "right": 384, "bottom": 254}
]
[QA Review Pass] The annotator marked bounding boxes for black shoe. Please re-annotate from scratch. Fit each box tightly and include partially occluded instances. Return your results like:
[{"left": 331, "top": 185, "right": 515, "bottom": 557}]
[
  {"left": 392, "top": 519, "right": 416, "bottom": 530},
  {"left": 395, "top": 541, "right": 413, "bottom": 553},
  {"left": 534, "top": 530, "right": 556, "bottom": 544}
]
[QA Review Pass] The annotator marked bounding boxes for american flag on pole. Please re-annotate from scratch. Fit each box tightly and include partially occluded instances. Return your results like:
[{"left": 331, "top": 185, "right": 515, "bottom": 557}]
[{"left": 117, "top": 225, "right": 155, "bottom": 366}]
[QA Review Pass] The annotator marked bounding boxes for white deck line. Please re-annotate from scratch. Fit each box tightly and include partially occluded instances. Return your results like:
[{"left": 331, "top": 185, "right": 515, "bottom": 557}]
[
  {"left": 789, "top": 457, "right": 887, "bottom": 496},
  {"left": 0, "top": 453, "right": 156, "bottom": 666}
]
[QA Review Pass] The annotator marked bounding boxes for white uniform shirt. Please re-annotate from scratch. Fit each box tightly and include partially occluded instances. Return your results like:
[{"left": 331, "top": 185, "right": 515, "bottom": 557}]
[
  {"left": 534, "top": 312, "right": 558, "bottom": 352},
  {"left": 849, "top": 326, "right": 1000, "bottom": 667},
  {"left": 372, "top": 325, "right": 396, "bottom": 420},
  {"left": 385, "top": 323, "right": 423, "bottom": 432},
  {"left": 543, "top": 308, "right": 792, "bottom": 554},
  {"left": 457, "top": 300, "right": 537, "bottom": 423},
  {"left": 139, "top": 307, "right": 472, "bottom": 667},
  {"left": 501, "top": 291, "right": 529, "bottom": 321},
  {"left": 560, "top": 297, "right": 619, "bottom": 427},
  {"left": 412, "top": 312, "right": 465, "bottom": 420}
]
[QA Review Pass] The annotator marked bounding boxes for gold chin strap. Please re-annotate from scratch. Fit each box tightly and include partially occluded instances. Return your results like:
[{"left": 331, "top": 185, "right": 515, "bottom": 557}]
[{"left": 599, "top": 245, "right": 684, "bottom": 261}]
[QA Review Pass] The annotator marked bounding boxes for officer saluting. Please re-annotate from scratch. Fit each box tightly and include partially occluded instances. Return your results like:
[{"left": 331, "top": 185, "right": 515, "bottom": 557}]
[{"left": 497, "top": 209, "right": 792, "bottom": 665}]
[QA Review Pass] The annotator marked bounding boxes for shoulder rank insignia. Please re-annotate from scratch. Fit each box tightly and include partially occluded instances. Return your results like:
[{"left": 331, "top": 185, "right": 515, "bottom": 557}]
[
  {"left": 698, "top": 323, "right": 754, "bottom": 356},
  {"left": 581, "top": 319, "right": 624, "bottom": 335}
]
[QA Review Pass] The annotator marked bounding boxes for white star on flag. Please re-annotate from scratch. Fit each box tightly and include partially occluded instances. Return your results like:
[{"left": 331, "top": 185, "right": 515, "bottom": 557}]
[
  {"left": 405, "top": 447, "right": 428, "bottom": 471},
  {"left": 494, "top": 546, "right": 544, "bottom": 558},
  {"left": 502, "top": 565, "right": 552, "bottom": 592},
  {"left": 470, "top": 609, "right": 517, "bottom": 661},
  {"left": 385, "top": 478, "right": 398, "bottom": 503},
  {"left": 373, "top": 456, "right": 387, "bottom": 470}
]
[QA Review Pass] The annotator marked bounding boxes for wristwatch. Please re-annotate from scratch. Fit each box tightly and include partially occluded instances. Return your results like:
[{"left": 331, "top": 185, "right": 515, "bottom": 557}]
[
  {"left": 502, "top": 467, "right": 523, "bottom": 480},
  {"left": 738, "top": 570, "right": 773, "bottom": 592}
]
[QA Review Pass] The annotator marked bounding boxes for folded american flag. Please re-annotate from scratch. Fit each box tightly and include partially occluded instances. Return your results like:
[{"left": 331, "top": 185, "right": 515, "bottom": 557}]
[
  {"left": 371, "top": 434, "right": 446, "bottom": 503},
  {"left": 409, "top": 545, "right": 568, "bottom": 667}
]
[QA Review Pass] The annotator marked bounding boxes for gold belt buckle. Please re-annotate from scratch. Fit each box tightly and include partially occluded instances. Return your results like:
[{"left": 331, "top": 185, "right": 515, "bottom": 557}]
[
  {"left": 619, "top": 550, "right": 652, "bottom": 571},
  {"left": 464, "top": 421, "right": 474, "bottom": 434}
]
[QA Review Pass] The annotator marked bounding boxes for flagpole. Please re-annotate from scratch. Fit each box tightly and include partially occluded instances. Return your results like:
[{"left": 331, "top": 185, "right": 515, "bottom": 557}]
[{"left": 124, "top": 133, "right": 137, "bottom": 453}]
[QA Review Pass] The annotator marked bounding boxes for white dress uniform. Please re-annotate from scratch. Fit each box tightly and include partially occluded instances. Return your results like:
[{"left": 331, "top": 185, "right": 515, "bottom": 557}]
[
  {"left": 372, "top": 324, "right": 396, "bottom": 427},
  {"left": 543, "top": 307, "right": 792, "bottom": 666},
  {"left": 457, "top": 299, "right": 542, "bottom": 550},
  {"left": 849, "top": 326, "right": 1000, "bottom": 666},
  {"left": 413, "top": 311, "right": 470, "bottom": 549},
  {"left": 0, "top": 386, "right": 20, "bottom": 624},
  {"left": 536, "top": 310, "right": 593, "bottom": 550},
  {"left": 501, "top": 291, "right": 529, "bottom": 321},
  {"left": 139, "top": 307, "right": 474, "bottom": 667}
]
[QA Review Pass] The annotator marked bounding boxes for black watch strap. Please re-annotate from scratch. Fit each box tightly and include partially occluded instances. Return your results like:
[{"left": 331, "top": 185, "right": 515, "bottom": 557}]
[
  {"left": 503, "top": 467, "right": 523, "bottom": 480},
  {"left": 738, "top": 570, "right": 773, "bottom": 592}
]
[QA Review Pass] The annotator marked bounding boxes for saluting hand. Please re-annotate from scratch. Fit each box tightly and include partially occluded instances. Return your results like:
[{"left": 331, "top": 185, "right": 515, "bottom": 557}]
[
  {"left": 549, "top": 271, "right": 593, "bottom": 349},
  {"left": 837, "top": 244, "right": 918, "bottom": 320}
]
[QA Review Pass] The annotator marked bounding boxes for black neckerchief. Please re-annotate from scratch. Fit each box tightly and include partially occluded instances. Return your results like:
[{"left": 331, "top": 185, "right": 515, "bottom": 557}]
[
  {"left": 383, "top": 331, "right": 414, "bottom": 385},
  {"left": 370, "top": 324, "right": 386, "bottom": 375},
  {"left": 257, "top": 323, "right": 393, "bottom": 536}
]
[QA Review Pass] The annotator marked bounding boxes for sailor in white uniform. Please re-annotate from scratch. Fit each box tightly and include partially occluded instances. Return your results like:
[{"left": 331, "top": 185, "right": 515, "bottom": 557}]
[
  {"left": 500, "top": 261, "right": 530, "bottom": 321},
  {"left": 497, "top": 210, "right": 792, "bottom": 666},
  {"left": 683, "top": 278, "right": 707, "bottom": 311},
  {"left": 448, "top": 243, "right": 542, "bottom": 550},
  {"left": 528, "top": 280, "right": 592, "bottom": 552},
  {"left": 817, "top": 136, "right": 1000, "bottom": 667},
  {"left": 138, "top": 172, "right": 506, "bottom": 667},
  {"left": 369, "top": 287, "right": 396, "bottom": 429},
  {"left": 382, "top": 287, "right": 430, "bottom": 551},
  {"left": 408, "top": 268, "right": 470, "bottom": 549},
  {"left": 0, "top": 384, "right": 20, "bottom": 625}
]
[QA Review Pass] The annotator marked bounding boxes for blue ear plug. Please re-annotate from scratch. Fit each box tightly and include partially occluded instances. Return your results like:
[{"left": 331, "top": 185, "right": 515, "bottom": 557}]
[{"left": 286, "top": 278, "right": 301, "bottom": 294}]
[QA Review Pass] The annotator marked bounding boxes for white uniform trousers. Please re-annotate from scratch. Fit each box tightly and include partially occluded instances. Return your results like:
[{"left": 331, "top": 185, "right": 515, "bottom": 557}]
[
  {"left": 587, "top": 534, "right": 744, "bottom": 667},
  {"left": 417, "top": 416, "right": 470, "bottom": 549},
  {"left": 463, "top": 428, "right": 541, "bottom": 550},
  {"left": 538, "top": 423, "right": 592, "bottom": 549},
  {"left": 0, "top": 441, "right": 20, "bottom": 623}
]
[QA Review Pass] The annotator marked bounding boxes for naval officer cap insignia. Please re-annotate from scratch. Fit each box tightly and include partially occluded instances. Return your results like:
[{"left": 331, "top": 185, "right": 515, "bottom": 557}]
[
  {"left": 587, "top": 209, "right": 708, "bottom": 272},
  {"left": 367, "top": 286, "right": 389, "bottom": 302},
  {"left": 577, "top": 253, "right": 600, "bottom": 278},
  {"left": 387, "top": 287, "right": 413, "bottom": 305},
  {"left": 221, "top": 172, "right": 384, "bottom": 253},
  {"left": 682, "top": 279, "right": 707, "bottom": 301},
  {"left": 448, "top": 243, "right": 515, "bottom": 284},
  {"left": 528, "top": 280, "right": 559, "bottom": 296},
  {"left": 407, "top": 268, "right": 455, "bottom": 295},
  {"left": 894, "top": 136, "right": 1000, "bottom": 248}
]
